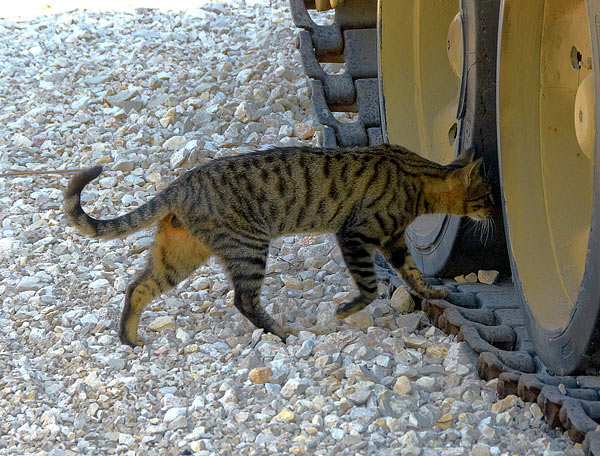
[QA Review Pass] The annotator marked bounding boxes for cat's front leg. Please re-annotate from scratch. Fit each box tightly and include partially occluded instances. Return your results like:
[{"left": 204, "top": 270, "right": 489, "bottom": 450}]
[
  {"left": 381, "top": 235, "right": 449, "bottom": 300},
  {"left": 398, "top": 253, "right": 449, "bottom": 300}
]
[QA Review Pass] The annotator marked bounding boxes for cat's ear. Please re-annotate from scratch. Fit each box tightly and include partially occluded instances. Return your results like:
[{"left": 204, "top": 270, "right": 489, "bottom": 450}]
[
  {"left": 455, "top": 158, "right": 483, "bottom": 186},
  {"left": 449, "top": 148, "right": 475, "bottom": 168}
]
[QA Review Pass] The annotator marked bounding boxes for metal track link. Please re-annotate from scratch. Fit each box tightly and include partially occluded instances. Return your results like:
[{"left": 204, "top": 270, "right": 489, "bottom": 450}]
[
  {"left": 290, "top": 0, "right": 382, "bottom": 147},
  {"left": 421, "top": 282, "right": 600, "bottom": 455}
]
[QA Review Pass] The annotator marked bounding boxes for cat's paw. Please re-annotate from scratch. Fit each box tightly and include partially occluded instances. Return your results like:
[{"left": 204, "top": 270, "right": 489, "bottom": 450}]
[
  {"left": 271, "top": 326, "right": 298, "bottom": 343},
  {"left": 431, "top": 287, "right": 450, "bottom": 300},
  {"left": 119, "top": 332, "right": 146, "bottom": 347},
  {"left": 335, "top": 301, "right": 363, "bottom": 319},
  {"left": 414, "top": 287, "right": 449, "bottom": 300}
]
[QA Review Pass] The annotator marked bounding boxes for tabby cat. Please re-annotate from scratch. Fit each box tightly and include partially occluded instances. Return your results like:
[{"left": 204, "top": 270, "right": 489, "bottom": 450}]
[{"left": 64, "top": 144, "right": 493, "bottom": 347}]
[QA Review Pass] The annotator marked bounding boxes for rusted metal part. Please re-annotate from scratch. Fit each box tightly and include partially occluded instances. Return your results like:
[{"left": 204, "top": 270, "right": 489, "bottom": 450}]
[
  {"left": 538, "top": 386, "right": 567, "bottom": 429},
  {"left": 477, "top": 351, "right": 519, "bottom": 381},
  {"left": 497, "top": 371, "right": 520, "bottom": 397},
  {"left": 516, "top": 373, "right": 548, "bottom": 402},
  {"left": 560, "top": 398, "right": 600, "bottom": 443}
]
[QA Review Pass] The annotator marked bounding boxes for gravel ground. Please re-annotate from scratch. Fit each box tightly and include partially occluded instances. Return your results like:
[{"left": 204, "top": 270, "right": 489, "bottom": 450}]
[{"left": 0, "top": 1, "right": 586, "bottom": 455}]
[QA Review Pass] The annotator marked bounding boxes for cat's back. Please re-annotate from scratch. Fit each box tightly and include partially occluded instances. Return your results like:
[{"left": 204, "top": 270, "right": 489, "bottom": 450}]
[{"left": 187, "top": 144, "right": 445, "bottom": 188}]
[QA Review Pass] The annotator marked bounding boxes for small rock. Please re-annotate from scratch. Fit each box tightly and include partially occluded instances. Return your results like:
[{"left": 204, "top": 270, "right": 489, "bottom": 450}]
[
  {"left": 265, "top": 383, "right": 282, "bottom": 396},
  {"left": 393, "top": 376, "right": 412, "bottom": 395},
  {"left": 191, "top": 109, "right": 212, "bottom": 126},
  {"left": 333, "top": 291, "right": 355, "bottom": 304},
  {"left": 163, "top": 136, "right": 187, "bottom": 150},
  {"left": 13, "top": 134, "right": 32, "bottom": 147},
  {"left": 293, "top": 123, "right": 315, "bottom": 140},
  {"left": 375, "top": 354, "right": 392, "bottom": 368},
  {"left": 348, "top": 389, "right": 371, "bottom": 406},
  {"left": 89, "top": 278, "right": 110, "bottom": 290},
  {"left": 163, "top": 407, "right": 187, "bottom": 423},
  {"left": 296, "top": 339, "right": 317, "bottom": 359},
  {"left": 391, "top": 286, "right": 414, "bottom": 313},
  {"left": 279, "top": 124, "right": 293, "bottom": 137},
  {"left": 399, "top": 430, "right": 419, "bottom": 447},
  {"left": 426, "top": 345, "right": 448, "bottom": 358},
  {"left": 234, "top": 101, "right": 260, "bottom": 121},
  {"left": 491, "top": 395, "right": 521, "bottom": 413},
  {"left": 160, "top": 108, "right": 176, "bottom": 127},
  {"left": 249, "top": 367, "right": 272, "bottom": 384},
  {"left": 415, "top": 376, "right": 437, "bottom": 392},
  {"left": 481, "top": 425, "right": 496, "bottom": 439},
  {"left": 345, "top": 312, "right": 373, "bottom": 330},
  {"left": 236, "top": 69, "right": 254, "bottom": 84},
  {"left": 105, "top": 89, "right": 139, "bottom": 106},
  {"left": 330, "top": 427, "right": 345, "bottom": 440},
  {"left": 80, "top": 314, "right": 99, "bottom": 326},
  {"left": 281, "top": 378, "right": 309, "bottom": 398},
  {"left": 115, "top": 160, "right": 135, "bottom": 172},
  {"left": 281, "top": 275, "right": 303, "bottom": 290},
  {"left": 471, "top": 444, "right": 491, "bottom": 456},
  {"left": 529, "top": 403, "right": 543, "bottom": 419},
  {"left": 98, "top": 176, "right": 117, "bottom": 189},
  {"left": 235, "top": 411, "right": 249, "bottom": 423},
  {"left": 149, "top": 316, "right": 175, "bottom": 332},
  {"left": 465, "top": 272, "right": 478, "bottom": 283},
  {"left": 436, "top": 413, "right": 455, "bottom": 430},
  {"left": 298, "top": 240, "right": 335, "bottom": 258},
  {"left": 404, "top": 335, "right": 431, "bottom": 349},
  {"left": 395, "top": 313, "right": 423, "bottom": 333},
  {"left": 241, "top": 351, "right": 261, "bottom": 370},
  {"left": 272, "top": 408, "right": 295, "bottom": 422},
  {"left": 289, "top": 445, "right": 307, "bottom": 455},
  {"left": 170, "top": 149, "right": 188, "bottom": 168},
  {"left": 16, "top": 276, "right": 43, "bottom": 291},
  {"left": 478, "top": 270, "right": 499, "bottom": 285},
  {"left": 176, "top": 328, "right": 191, "bottom": 344}
]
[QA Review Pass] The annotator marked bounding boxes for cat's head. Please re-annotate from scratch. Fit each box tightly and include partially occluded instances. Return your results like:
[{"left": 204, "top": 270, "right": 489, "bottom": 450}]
[{"left": 450, "top": 158, "right": 494, "bottom": 221}]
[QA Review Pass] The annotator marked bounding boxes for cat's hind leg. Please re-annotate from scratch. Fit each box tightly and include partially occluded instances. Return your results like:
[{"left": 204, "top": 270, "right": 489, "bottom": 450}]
[
  {"left": 221, "top": 241, "right": 293, "bottom": 342},
  {"left": 380, "top": 233, "right": 449, "bottom": 300},
  {"left": 120, "top": 214, "right": 211, "bottom": 347},
  {"left": 334, "top": 233, "right": 379, "bottom": 319}
]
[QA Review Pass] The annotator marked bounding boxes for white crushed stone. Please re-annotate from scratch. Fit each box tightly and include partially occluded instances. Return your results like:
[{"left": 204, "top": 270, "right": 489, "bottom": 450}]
[{"left": 0, "top": 1, "right": 584, "bottom": 455}]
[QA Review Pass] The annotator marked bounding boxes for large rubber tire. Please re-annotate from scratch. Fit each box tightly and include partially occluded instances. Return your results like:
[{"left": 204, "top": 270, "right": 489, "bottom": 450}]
[
  {"left": 498, "top": 0, "right": 600, "bottom": 375},
  {"left": 378, "top": 0, "right": 509, "bottom": 277}
]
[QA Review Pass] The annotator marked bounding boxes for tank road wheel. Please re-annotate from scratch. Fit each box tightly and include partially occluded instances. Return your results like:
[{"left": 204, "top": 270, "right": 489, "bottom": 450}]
[
  {"left": 378, "top": 0, "right": 509, "bottom": 277},
  {"left": 498, "top": 0, "right": 600, "bottom": 374}
]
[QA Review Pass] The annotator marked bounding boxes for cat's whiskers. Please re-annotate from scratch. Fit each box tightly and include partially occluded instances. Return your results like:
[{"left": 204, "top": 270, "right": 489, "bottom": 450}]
[
  {"left": 479, "top": 217, "right": 496, "bottom": 246},
  {"left": 469, "top": 217, "right": 493, "bottom": 246},
  {"left": 466, "top": 218, "right": 479, "bottom": 237}
]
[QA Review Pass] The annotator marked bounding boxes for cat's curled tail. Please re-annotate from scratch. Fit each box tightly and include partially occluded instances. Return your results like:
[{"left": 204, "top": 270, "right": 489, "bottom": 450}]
[{"left": 64, "top": 165, "right": 172, "bottom": 239}]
